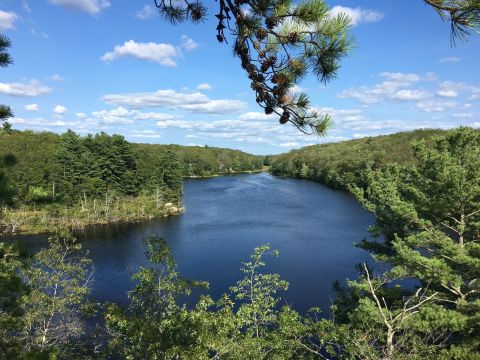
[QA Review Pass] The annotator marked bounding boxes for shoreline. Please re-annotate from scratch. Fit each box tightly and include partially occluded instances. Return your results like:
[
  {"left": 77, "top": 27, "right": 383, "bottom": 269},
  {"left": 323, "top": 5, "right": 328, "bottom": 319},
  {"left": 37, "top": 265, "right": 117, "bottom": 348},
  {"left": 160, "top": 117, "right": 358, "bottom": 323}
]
[
  {"left": 1, "top": 204, "right": 185, "bottom": 236},
  {"left": 184, "top": 167, "right": 269, "bottom": 179},
  {"left": 1, "top": 170, "right": 267, "bottom": 237}
]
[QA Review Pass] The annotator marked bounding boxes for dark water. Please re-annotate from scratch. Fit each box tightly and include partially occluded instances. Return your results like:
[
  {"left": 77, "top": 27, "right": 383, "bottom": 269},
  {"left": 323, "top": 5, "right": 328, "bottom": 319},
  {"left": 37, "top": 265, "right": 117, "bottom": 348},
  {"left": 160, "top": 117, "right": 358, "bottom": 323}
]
[{"left": 7, "top": 173, "right": 375, "bottom": 314}]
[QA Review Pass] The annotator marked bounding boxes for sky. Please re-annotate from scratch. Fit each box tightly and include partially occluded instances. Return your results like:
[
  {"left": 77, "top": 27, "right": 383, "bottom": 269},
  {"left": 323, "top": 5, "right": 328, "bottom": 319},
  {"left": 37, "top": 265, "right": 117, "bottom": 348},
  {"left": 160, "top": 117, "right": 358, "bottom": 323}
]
[{"left": 0, "top": 0, "right": 479, "bottom": 155}]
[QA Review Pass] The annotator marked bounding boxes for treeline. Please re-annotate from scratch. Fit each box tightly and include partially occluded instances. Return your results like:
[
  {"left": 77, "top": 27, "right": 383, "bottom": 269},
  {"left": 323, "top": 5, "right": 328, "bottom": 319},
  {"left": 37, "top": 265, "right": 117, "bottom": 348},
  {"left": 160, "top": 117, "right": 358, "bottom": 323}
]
[
  {"left": 271, "top": 129, "right": 447, "bottom": 189},
  {"left": 0, "top": 130, "right": 263, "bottom": 233},
  {"left": 0, "top": 130, "right": 263, "bottom": 206},
  {"left": 136, "top": 143, "right": 264, "bottom": 178}
]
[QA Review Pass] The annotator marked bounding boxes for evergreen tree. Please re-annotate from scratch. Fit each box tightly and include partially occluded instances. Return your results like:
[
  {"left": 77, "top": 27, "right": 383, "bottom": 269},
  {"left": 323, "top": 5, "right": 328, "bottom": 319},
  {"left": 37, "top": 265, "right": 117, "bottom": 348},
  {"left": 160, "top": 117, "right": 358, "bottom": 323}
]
[
  {"left": 0, "top": 35, "right": 13, "bottom": 133},
  {"left": 0, "top": 154, "right": 16, "bottom": 209},
  {"left": 151, "top": 1, "right": 479, "bottom": 134},
  {"left": 347, "top": 128, "right": 480, "bottom": 358},
  {"left": 154, "top": 0, "right": 353, "bottom": 135},
  {"left": 159, "top": 150, "right": 183, "bottom": 203}
]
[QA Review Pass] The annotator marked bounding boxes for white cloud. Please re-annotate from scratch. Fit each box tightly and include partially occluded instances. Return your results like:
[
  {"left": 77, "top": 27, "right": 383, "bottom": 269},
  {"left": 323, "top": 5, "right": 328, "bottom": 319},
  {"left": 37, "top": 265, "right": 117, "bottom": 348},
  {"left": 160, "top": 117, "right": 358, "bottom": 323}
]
[
  {"left": 416, "top": 100, "right": 457, "bottom": 113},
  {"left": 338, "top": 72, "right": 428, "bottom": 105},
  {"left": 128, "top": 132, "right": 162, "bottom": 139},
  {"left": 0, "top": 10, "right": 18, "bottom": 31},
  {"left": 437, "top": 81, "right": 464, "bottom": 98},
  {"left": 53, "top": 105, "right": 67, "bottom": 115},
  {"left": 197, "top": 83, "right": 212, "bottom": 91},
  {"left": 22, "top": 1, "right": 32, "bottom": 13},
  {"left": 290, "top": 85, "right": 305, "bottom": 94},
  {"left": 438, "top": 57, "right": 461, "bottom": 63},
  {"left": 436, "top": 81, "right": 480, "bottom": 99},
  {"left": 135, "top": 4, "right": 156, "bottom": 20},
  {"left": 391, "top": 89, "right": 429, "bottom": 101},
  {"left": 76, "top": 112, "right": 87, "bottom": 119},
  {"left": 101, "top": 40, "right": 180, "bottom": 66},
  {"left": 379, "top": 72, "right": 421, "bottom": 84},
  {"left": 25, "top": 104, "right": 39, "bottom": 111},
  {"left": 48, "top": 0, "right": 110, "bottom": 15},
  {"left": 238, "top": 112, "right": 276, "bottom": 121},
  {"left": 50, "top": 74, "right": 66, "bottom": 81},
  {"left": 452, "top": 113, "right": 475, "bottom": 119},
  {"left": 102, "top": 89, "right": 247, "bottom": 114},
  {"left": 10, "top": 117, "right": 72, "bottom": 127},
  {"left": 0, "top": 80, "right": 51, "bottom": 97},
  {"left": 330, "top": 6, "right": 383, "bottom": 26},
  {"left": 180, "top": 35, "right": 198, "bottom": 50},
  {"left": 279, "top": 142, "right": 301, "bottom": 148},
  {"left": 92, "top": 107, "right": 177, "bottom": 125}
]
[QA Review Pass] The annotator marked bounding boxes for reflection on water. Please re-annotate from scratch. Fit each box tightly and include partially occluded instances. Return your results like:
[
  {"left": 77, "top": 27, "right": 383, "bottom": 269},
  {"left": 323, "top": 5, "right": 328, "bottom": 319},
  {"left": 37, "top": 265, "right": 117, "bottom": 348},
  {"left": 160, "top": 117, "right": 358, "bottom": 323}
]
[{"left": 6, "top": 173, "right": 375, "bottom": 314}]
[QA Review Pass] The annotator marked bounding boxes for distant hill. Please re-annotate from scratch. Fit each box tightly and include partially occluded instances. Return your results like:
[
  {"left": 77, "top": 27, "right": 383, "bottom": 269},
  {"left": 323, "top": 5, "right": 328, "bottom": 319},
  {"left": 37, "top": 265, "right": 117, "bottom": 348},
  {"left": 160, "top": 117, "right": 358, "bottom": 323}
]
[{"left": 270, "top": 129, "right": 456, "bottom": 189}]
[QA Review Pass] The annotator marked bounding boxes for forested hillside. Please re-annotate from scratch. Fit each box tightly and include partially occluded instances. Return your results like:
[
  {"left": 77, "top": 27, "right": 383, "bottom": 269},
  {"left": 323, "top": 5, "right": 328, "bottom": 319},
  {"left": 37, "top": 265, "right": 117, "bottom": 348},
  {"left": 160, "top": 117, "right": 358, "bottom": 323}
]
[
  {"left": 0, "top": 130, "right": 263, "bottom": 233},
  {"left": 271, "top": 129, "right": 449, "bottom": 189},
  {"left": 0, "top": 130, "right": 263, "bottom": 202}
]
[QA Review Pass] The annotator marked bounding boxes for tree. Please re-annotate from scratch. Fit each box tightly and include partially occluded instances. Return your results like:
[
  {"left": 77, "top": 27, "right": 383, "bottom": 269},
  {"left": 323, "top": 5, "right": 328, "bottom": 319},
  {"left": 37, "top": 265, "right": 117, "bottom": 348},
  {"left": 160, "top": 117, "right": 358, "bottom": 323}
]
[
  {"left": 0, "top": 154, "right": 16, "bottom": 209},
  {"left": 0, "top": 35, "right": 13, "bottom": 132},
  {"left": 159, "top": 150, "right": 183, "bottom": 203},
  {"left": 19, "top": 230, "right": 93, "bottom": 356},
  {"left": 424, "top": 0, "right": 480, "bottom": 44},
  {"left": 104, "top": 235, "right": 208, "bottom": 358},
  {"left": 348, "top": 128, "right": 480, "bottom": 358},
  {"left": 0, "top": 243, "right": 26, "bottom": 358},
  {"left": 154, "top": 0, "right": 353, "bottom": 135},
  {"left": 152, "top": 1, "right": 479, "bottom": 135}
]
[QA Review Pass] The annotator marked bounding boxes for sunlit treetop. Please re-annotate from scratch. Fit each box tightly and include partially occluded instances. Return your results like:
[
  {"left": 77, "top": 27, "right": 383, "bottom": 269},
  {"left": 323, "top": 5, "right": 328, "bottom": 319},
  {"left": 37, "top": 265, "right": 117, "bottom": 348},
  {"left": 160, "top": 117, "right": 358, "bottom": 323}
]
[{"left": 153, "top": 0, "right": 480, "bottom": 136}]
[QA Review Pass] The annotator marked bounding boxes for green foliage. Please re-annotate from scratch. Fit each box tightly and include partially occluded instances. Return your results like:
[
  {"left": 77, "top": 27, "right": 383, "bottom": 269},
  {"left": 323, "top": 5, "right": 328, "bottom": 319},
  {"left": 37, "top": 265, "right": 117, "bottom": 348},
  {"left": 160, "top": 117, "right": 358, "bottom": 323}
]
[
  {"left": 105, "top": 235, "right": 209, "bottom": 358},
  {"left": 344, "top": 128, "right": 480, "bottom": 358},
  {"left": 25, "top": 186, "right": 51, "bottom": 205},
  {"left": 0, "top": 130, "right": 264, "bottom": 234},
  {"left": 271, "top": 129, "right": 453, "bottom": 189},
  {"left": 152, "top": 1, "right": 479, "bottom": 135},
  {"left": 424, "top": 0, "right": 480, "bottom": 44},
  {"left": 0, "top": 130, "right": 263, "bottom": 207},
  {"left": 0, "top": 231, "right": 94, "bottom": 359},
  {"left": 19, "top": 230, "right": 92, "bottom": 355},
  {"left": 0, "top": 153, "right": 17, "bottom": 208},
  {"left": 154, "top": 0, "right": 353, "bottom": 135},
  {"left": 0, "top": 243, "right": 26, "bottom": 358}
]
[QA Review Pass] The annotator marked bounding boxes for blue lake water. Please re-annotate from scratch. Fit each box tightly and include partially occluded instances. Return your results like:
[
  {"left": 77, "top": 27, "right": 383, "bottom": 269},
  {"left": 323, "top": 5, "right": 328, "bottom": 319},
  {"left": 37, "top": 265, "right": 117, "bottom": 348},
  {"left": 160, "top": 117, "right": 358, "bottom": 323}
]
[{"left": 9, "top": 173, "right": 375, "bottom": 314}]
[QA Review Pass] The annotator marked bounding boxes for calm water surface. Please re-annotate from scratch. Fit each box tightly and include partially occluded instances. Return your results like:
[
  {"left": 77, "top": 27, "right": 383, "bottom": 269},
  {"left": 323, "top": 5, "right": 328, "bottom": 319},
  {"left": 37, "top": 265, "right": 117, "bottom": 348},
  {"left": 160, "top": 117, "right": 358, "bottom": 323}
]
[{"left": 9, "top": 173, "right": 375, "bottom": 314}]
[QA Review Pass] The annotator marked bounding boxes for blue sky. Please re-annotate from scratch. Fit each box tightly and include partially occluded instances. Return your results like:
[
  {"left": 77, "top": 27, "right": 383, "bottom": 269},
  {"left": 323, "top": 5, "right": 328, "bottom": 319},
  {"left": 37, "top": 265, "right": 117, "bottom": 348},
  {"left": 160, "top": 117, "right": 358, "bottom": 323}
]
[{"left": 0, "top": 0, "right": 479, "bottom": 154}]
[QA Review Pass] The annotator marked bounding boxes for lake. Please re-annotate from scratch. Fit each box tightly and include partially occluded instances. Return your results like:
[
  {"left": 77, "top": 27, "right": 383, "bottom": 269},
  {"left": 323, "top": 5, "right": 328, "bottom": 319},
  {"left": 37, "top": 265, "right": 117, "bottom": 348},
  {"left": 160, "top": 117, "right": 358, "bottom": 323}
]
[{"left": 8, "top": 173, "right": 375, "bottom": 314}]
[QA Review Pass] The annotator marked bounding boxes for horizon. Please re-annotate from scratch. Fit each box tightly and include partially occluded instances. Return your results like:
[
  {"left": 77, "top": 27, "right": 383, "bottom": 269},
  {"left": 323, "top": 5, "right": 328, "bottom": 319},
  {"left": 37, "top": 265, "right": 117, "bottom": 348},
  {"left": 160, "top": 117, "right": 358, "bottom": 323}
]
[{"left": 0, "top": 0, "right": 479, "bottom": 154}]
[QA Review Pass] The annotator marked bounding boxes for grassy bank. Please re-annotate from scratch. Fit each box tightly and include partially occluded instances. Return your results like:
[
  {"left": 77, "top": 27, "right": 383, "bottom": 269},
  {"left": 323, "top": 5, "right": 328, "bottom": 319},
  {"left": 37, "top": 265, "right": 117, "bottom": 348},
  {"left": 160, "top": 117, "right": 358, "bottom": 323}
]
[{"left": 0, "top": 195, "right": 183, "bottom": 235}]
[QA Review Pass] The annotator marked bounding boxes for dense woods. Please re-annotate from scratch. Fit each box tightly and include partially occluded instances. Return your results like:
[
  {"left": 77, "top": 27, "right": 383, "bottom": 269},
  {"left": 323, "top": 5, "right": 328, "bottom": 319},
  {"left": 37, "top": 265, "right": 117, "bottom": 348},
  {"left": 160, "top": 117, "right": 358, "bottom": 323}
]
[
  {"left": 271, "top": 129, "right": 451, "bottom": 189},
  {"left": 0, "top": 130, "right": 263, "bottom": 233}
]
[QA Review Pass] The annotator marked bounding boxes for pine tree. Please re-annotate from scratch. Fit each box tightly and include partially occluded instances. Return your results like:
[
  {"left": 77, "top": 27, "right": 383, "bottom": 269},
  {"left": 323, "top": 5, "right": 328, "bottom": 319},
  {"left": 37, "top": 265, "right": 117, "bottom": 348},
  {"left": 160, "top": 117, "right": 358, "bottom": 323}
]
[
  {"left": 151, "top": 1, "right": 479, "bottom": 135},
  {"left": 0, "top": 35, "right": 13, "bottom": 133},
  {"left": 154, "top": 0, "right": 353, "bottom": 135},
  {"left": 348, "top": 128, "right": 480, "bottom": 358}
]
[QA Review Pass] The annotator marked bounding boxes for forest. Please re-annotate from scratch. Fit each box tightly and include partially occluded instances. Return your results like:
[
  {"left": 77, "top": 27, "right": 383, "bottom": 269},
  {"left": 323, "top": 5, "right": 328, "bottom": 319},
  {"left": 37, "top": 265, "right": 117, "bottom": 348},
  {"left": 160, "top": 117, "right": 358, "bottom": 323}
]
[
  {"left": 270, "top": 129, "right": 448, "bottom": 189},
  {"left": 1, "top": 127, "right": 479, "bottom": 359},
  {"left": 0, "top": 129, "right": 264, "bottom": 234}
]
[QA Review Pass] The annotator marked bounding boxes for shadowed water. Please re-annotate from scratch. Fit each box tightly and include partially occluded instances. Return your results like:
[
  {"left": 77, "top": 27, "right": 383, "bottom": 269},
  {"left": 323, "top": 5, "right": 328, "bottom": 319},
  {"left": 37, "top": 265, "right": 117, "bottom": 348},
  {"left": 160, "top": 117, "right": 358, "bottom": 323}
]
[{"left": 8, "top": 173, "right": 375, "bottom": 314}]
